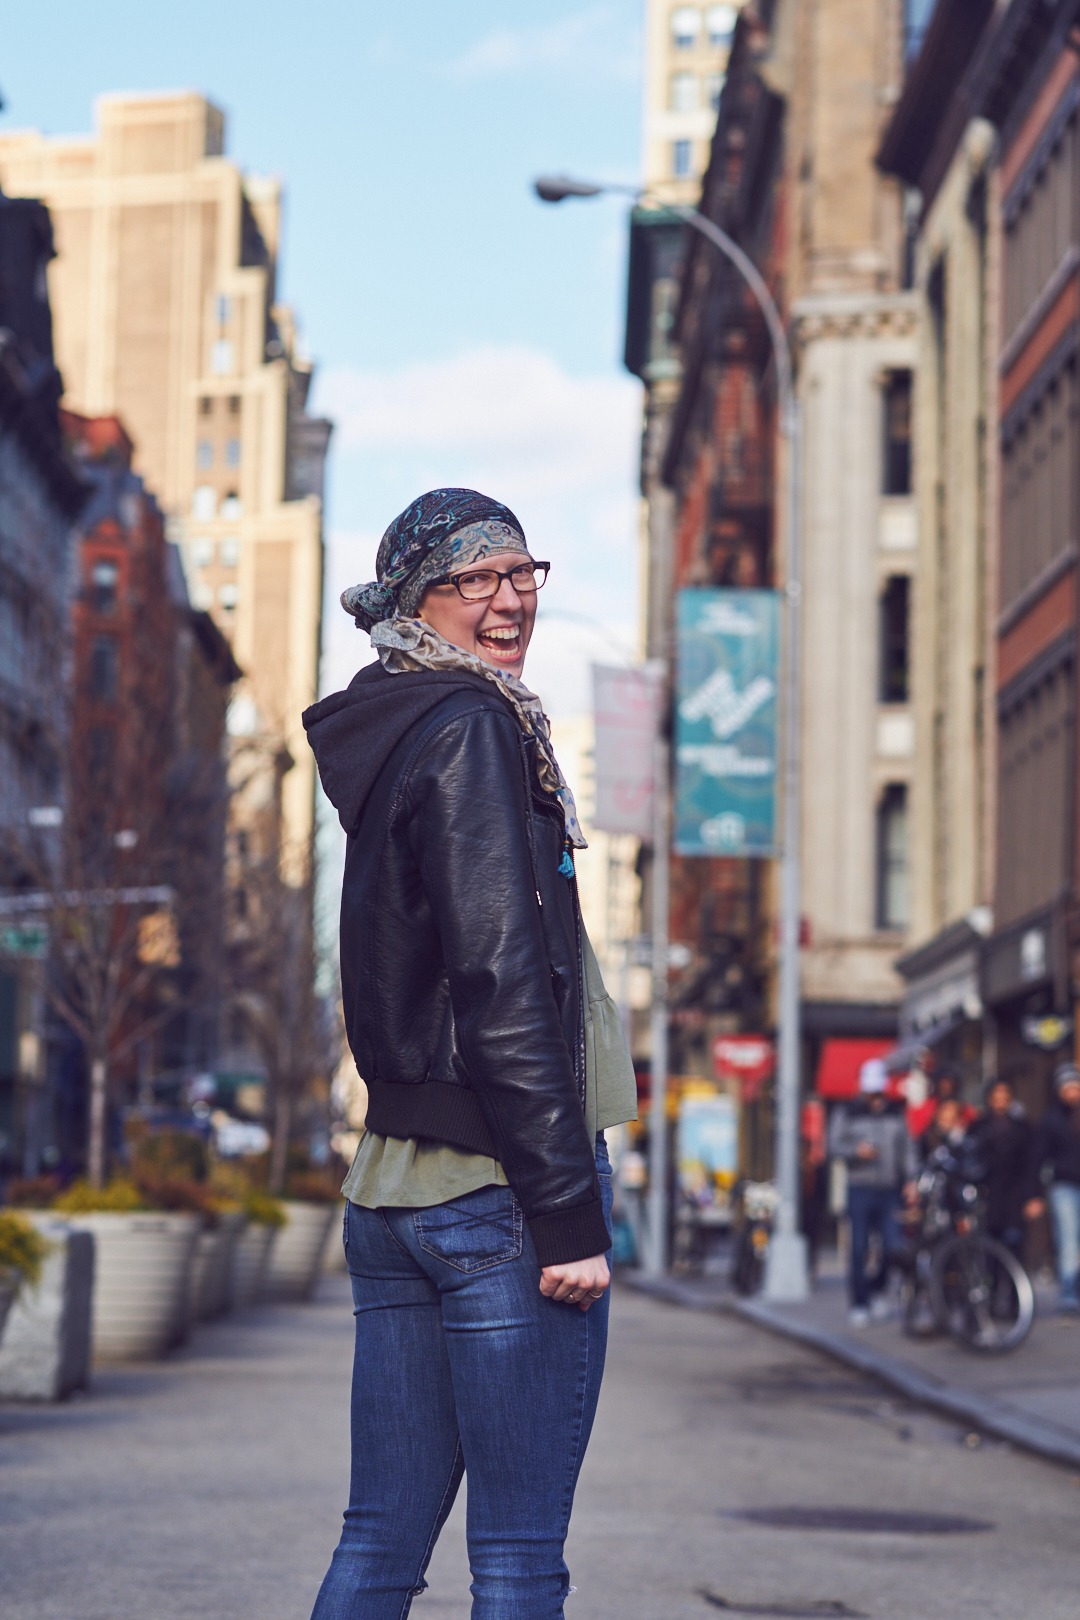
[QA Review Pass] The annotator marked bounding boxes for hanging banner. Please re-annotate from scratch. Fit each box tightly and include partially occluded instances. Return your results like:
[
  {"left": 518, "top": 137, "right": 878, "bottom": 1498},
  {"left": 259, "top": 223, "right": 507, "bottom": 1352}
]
[
  {"left": 591, "top": 662, "right": 664, "bottom": 838},
  {"left": 674, "top": 588, "right": 780, "bottom": 856}
]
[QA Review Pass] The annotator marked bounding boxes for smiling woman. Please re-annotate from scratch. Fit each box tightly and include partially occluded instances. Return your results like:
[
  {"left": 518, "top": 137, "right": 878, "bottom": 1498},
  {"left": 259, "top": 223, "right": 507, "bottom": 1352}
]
[{"left": 302, "top": 485, "right": 637, "bottom": 1619}]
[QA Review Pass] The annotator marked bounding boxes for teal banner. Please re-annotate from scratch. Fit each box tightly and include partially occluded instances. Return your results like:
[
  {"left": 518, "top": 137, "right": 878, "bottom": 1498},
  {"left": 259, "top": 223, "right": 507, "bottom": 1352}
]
[{"left": 675, "top": 589, "right": 780, "bottom": 856}]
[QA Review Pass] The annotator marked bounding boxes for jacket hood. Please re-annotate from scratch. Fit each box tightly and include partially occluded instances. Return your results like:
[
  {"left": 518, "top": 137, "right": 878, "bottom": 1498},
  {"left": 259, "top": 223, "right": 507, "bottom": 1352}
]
[{"left": 302, "top": 660, "right": 504, "bottom": 834}]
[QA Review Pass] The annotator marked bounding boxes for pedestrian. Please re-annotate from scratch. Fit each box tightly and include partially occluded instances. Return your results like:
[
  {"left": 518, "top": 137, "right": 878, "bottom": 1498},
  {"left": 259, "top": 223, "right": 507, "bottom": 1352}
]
[
  {"left": 964, "top": 1078, "right": 1033, "bottom": 1257},
  {"left": 828, "top": 1059, "right": 917, "bottom": 1327},
  {"left": 906, "top": 1061, "right": 975, "bottom": 1139},
  {"left": 916, "top": 1096, "right": 968, "bottom": 1165},
  {"left": 1025, "top": 1063, "right": 1080, "bottom": 1316},
  {"left": 302, "top": 489, "right": 638, "bottom": 1619}
]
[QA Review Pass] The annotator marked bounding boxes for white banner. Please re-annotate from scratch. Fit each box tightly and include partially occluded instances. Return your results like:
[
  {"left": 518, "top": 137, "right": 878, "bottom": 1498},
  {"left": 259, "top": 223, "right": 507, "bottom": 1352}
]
[{"left": 591, "top": 663, "right": 663, "bottom": 838}]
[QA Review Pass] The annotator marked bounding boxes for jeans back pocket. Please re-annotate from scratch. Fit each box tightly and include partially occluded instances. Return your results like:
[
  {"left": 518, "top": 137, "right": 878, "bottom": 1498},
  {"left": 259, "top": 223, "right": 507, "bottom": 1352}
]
[{"left": 414, "top": 1185, "right": 523, "bottom": 1273}]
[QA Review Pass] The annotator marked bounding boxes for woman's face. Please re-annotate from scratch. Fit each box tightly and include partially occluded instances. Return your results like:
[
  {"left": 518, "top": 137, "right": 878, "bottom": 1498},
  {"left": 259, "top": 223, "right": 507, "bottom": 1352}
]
[{"left": 416, "top": 551, "right": 538, "bottom": 679}]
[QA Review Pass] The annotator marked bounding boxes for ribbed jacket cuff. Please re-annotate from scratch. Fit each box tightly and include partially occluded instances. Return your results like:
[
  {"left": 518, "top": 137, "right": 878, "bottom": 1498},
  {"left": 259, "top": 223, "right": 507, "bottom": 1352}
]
[{"left": 527, "top": 1196, "right": 610, "bottom": 1269}]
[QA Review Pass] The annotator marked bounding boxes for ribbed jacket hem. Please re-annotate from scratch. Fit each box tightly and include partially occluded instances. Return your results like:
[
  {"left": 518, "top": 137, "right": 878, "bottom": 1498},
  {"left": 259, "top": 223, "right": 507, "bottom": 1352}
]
[
  {"left": 527, "top": 1197, "right": 611, "bottom": 1269},
  {"left": 364, "top": 1076, "right": 498, "bottom": 1157}
]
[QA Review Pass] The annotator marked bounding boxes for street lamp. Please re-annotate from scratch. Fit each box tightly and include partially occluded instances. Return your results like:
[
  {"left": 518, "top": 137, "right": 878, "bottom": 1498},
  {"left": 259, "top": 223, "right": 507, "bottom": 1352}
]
[{"left": 535, "top": 174, "right": 809, "bottom": 1300}]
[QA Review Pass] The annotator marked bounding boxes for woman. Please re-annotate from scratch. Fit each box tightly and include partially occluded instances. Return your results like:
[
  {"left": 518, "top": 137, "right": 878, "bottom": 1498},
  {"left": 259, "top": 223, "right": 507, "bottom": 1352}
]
[{"left": 303, "top": 488, "right": 637, "bottom": 1619}]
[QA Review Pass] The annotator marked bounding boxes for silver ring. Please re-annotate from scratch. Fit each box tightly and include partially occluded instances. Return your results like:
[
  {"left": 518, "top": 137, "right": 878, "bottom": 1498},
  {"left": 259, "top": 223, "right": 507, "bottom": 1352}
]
[
  {"left": 588, "top": 1290, "right": 604, "bottom": 1299},
  {"left": 566, "top": 1291, "right": 578, "bottom": 1302}
]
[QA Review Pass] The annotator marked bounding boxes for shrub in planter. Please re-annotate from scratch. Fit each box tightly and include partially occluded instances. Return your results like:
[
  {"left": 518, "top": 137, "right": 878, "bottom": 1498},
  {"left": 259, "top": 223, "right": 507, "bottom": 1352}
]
[
  {"left": 229, "top": 1189, "right": 285, "bottom": 1309},
  {"left": 262, "top": 1170, "right": 342, "bottom": 1304},
  {"left": 0, "top": 1212, "right": 51, "bottom": 1342}
]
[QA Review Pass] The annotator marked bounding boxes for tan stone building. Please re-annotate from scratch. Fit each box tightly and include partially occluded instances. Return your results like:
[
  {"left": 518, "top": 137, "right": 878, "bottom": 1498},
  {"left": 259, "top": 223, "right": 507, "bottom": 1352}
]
[
  {"left": 877, "top": 1, "right": 1000, "bottom": 1081},
  {"left": 0, "top": 92, "right": 330, "bottom": 876}
]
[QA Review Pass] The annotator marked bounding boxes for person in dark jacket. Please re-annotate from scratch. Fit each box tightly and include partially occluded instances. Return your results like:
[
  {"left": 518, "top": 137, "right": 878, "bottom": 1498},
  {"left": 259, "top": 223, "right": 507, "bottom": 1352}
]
[
  {"left": 1026, "top": 1064, "right": 1080, "bottom": 1313},
  {"left": 828, "top": 1060, "right": 918, "bottom": 1326},
  {"left": 964, "top": 1078, "right": 1033, "bottom": 1257},
  {"left": 303, "top": 489, "right": 637, "bottom": 1619}
]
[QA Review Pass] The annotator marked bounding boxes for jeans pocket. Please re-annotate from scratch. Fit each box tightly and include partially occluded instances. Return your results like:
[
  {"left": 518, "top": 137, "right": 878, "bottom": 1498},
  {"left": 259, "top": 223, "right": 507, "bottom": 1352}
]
[{"left": 414, "top": 1185, "right": 523, "bottom": 1273}]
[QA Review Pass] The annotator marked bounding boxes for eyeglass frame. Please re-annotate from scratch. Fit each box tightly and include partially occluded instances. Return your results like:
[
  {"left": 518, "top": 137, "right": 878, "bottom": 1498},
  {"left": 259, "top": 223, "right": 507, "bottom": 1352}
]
[{"left": 425, "top": 560, "right": 550, "bottom": 601}]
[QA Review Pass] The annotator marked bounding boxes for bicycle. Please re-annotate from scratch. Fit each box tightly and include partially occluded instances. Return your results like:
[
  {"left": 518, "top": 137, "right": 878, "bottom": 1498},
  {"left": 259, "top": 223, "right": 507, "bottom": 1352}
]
[{"left": 899, "top": 1143, "right": 1034, "bottom": 1354}]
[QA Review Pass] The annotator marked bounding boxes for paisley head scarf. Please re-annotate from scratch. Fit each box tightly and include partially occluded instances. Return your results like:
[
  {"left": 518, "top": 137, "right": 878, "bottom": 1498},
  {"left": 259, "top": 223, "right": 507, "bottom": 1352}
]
[
  {"left": 342, "top": 489, "right": 587, "bottom": 855},
  {"left": 341, "top": 488, "right": 529, "bottom": 632}
]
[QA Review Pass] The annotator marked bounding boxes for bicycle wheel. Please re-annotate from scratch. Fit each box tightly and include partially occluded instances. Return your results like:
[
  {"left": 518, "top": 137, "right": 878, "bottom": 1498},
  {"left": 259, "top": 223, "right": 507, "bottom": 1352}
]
[{"left": 929, "top": 1234, "right": 1035, "bottom": 1353}]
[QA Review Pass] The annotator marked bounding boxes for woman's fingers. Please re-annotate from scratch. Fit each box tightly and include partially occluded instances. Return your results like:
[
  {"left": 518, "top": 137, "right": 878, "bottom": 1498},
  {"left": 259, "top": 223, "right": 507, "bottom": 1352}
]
[{"left": 539, "top": 1259, "right": 611, "bottom": 1307}]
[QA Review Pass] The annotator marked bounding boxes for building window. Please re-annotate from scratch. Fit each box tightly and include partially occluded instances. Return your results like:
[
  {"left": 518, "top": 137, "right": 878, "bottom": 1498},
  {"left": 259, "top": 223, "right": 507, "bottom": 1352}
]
[
  {"left": 196, "top": 439, "right": 213, "bottom": 470},
  {"left": 228, "top": 394, "right": 242, "bottom": 415},
  {"left": 705, "top": 72, "right": 723, "bottom": 111},
  {"left": 706, "top": 4, "right": 737, "bottom": 49},
  {"left": 218, "top": 582, "right": 239, "bottom": 611},
  {"left": 88, "top": 726, "right": 113, "bottom": 777},
  {"left": 882, "top": 370, "right": 912, "bottom": 495},
  {"left": 216, "top": 294, "right": 231, "bottom": 325},
  {"left": 225, "top": 437, "right": 241, "bottom": 468},
  {"left": 219, "top": 536, "right": 240, "bottom": 568},
  {"left": 876, "top": 784, "right": 909, "bottom": 931},
  {"left": 192, "top": 581, "right": 214, "bottom": 611},
  {"left": 199, "top": 396, "right": 213, "bottom": 417},
  {"left": 879, "top": 576, "right": 911, "bottom": 704},
  {"left": 221, "top": 491, "right": 243, "bottom": 520},
  {"left": 670, "top": 72, "right": 698, "bottom": 113},
  {"left": 671, "top": 6, "right": 701, "bottom": 49},
  {"left": 192, "top": 485, "right": 216, "bottom": 521},
  {"left": 190, "top": 535, "right": 214, "bottom": 568},
  {"left": 90, "top": 634, "right": 119, "bottom": 704},
  {"left": 672, "top": 139, "right": 693, "bottom": 178},
  {"left": 211, "top": 340, "right": 234, "bottom": 375},
  {"left": 90, "top": 558, "right": 119, "bottom": 615}
]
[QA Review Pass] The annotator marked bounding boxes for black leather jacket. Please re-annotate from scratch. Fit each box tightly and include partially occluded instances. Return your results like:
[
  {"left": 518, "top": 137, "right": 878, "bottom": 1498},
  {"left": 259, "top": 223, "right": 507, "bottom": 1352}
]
[{"left": 303, "top": 662, "right": 608, "bottom": 1268}]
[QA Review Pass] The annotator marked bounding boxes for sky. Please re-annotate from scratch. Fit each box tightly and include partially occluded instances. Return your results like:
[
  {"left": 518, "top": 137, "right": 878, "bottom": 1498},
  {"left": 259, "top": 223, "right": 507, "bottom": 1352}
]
[{"left": 1, "top": 0, "right": 647, "bottom": 714}]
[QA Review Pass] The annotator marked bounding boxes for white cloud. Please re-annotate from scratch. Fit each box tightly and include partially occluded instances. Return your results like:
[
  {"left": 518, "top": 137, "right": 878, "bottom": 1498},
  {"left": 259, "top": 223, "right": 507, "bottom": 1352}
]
[
  {"left": 315, "top": 343, "right": 644, "bottom": 718},
  {"left": 442, "top": 5, "right": 640, "bottom": 84}
]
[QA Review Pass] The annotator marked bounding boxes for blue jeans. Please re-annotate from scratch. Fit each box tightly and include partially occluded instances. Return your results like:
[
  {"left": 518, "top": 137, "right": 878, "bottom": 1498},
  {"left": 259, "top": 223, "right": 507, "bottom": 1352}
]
[
  {"left": 847, "top": 1184, "right": 901, "bottom": 1308},
  {"left": 1049, "top": 1181, "right": 1080, "bottom": 1308},
  {"left": 310, "top": 1139, "right": 614, "bottom": 1620}
]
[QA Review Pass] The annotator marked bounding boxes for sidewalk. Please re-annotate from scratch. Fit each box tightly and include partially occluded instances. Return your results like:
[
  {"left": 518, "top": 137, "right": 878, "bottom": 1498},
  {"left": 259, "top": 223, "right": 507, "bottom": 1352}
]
[{"left": 626, "top": 1255, "right": 1080, "bottom": 1472}]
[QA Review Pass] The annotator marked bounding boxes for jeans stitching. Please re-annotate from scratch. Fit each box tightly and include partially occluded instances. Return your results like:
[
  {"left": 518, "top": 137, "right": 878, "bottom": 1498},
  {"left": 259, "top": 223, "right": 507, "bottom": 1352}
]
[
  {"left": 377, "top": 1207, "right": 417, "bottom": 1260},
  {"left": 414, "top": 1196, "right": 523, "bottom": 1273}
]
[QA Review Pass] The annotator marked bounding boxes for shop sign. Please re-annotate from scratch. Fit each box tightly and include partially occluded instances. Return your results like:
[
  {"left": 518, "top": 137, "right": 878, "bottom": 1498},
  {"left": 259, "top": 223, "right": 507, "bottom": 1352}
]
[
  {"left": 1020, "top": 928, "right": 1047, "bottom": 983},
  {"left": 713, "top": 1034, "right": 775, "bottom": 1101},
  {"left": 674, "top": 588, "right": 779, "bottom": 856},
  {"left": 1021, "top": 1013, "right": 1072, "bottom": 1051},
  {"left": 677, "top": 1091, "right": 738, "bottom": 1213}
]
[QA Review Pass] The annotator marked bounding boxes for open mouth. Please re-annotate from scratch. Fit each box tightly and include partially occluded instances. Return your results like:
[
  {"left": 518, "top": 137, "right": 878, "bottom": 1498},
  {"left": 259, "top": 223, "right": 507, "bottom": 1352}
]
[{"left": 476, "top": 624, "right": 523, "bottom": 662}]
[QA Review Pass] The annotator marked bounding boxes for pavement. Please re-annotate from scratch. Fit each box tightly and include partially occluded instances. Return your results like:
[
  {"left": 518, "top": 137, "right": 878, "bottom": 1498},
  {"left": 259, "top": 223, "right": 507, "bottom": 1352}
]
[
  {"left": 3, "top": 1273, "right": 1080, "bottom": 1617},
  {"left": 626, "top": 1250, "right": 1080, "bottom": 1472}
]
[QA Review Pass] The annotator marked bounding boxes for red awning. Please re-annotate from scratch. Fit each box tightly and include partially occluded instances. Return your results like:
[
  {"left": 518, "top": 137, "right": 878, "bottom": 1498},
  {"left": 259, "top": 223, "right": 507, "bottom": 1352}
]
[{"left": 814, "top": 1038, "right": 893, "bottom": 1099}]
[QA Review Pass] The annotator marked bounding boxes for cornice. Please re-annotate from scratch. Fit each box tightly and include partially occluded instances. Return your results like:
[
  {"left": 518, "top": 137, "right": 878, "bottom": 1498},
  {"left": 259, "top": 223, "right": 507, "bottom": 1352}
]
[{"left": 792, "top": 295, "right": 920, "bottom": 348}]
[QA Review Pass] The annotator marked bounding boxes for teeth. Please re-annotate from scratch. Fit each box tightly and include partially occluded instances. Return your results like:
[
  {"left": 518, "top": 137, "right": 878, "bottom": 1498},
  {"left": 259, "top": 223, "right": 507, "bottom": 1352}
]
[{"left": 482, "top": 627, "right": 520, "bottom": 642}]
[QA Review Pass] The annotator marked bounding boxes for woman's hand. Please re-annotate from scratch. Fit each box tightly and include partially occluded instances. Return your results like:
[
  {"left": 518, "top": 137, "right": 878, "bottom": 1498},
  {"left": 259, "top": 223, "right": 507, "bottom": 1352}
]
[{"left": 539, "top": 1254, "right": 610, "bottom": 1312}]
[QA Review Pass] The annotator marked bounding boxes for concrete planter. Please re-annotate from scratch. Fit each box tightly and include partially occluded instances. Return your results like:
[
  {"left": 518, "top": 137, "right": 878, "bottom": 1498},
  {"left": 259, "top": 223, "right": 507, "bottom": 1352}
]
[
  {"left": 189, "top": 1212, "right": 248, "bottom": 1321},
  {"left": 0, "top": 1276, "right": 16, "bottom": 1343},
  {"left": 264, "top": 1202, "right": 338, "bottom": 1303},
  {"left": 232, "top": 1221, "right": 278, "bottom": 1309},
  {"left": 63, "top": 1212, "right": 200, "bottom": 1362},
  {"left": 0, "top": 1216, "right": 94, "bottom": 1400}
]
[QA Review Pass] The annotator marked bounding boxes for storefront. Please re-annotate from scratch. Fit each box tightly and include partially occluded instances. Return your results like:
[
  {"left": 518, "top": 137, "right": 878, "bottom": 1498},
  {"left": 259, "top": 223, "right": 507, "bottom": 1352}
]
[
  {"left": 981, "top": 902, "right": 1071, "bottom": 1119},
  {"left": 892, "top": 916, "right": 989, "bottom": 1094}
]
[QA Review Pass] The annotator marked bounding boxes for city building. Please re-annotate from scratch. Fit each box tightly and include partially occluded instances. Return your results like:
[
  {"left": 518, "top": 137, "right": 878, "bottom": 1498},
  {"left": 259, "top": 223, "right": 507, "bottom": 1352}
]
[
  {"left": 973, "top": 0, "right": 1080, "bottom": 1106},
  {"left": 58, "top": 410, "right": 240, "bottom": 1162},
  {"left": 877, "top": 0, "right": 1001, "bottom": 1086},
  {"left": 0, "top": 92, "right": 331, "bottom": 881},
  {"left": 629, "top": 0, "right": 922, "bottom": 1142},
  {"left": 0, "top": 188, "right": 85, "bottom": 1177}
]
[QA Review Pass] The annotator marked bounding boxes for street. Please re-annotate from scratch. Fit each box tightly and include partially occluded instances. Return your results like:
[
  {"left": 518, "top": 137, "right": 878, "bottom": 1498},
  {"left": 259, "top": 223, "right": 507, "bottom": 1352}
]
[{"left": 2, "top": 1277, "right": 1077, "bottom": 1619}]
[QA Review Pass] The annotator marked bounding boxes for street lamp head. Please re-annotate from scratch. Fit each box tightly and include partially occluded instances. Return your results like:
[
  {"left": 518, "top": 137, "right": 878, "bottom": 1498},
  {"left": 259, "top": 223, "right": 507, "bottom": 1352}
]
[{"left": 533, "top": 175, "right": 605, "bottom": 204}]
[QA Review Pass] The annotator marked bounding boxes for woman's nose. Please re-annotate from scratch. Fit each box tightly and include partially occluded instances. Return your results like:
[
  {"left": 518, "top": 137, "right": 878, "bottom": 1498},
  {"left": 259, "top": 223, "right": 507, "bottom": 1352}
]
[{"left": 491, "top": 574, "right": 521, "bottom": 609}]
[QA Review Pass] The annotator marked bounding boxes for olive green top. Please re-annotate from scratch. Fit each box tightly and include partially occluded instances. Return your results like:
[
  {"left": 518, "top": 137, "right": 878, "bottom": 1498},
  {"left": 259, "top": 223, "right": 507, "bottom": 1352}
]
[{"left": 342, "top": 926, "right": 637, "bottom": 1208}]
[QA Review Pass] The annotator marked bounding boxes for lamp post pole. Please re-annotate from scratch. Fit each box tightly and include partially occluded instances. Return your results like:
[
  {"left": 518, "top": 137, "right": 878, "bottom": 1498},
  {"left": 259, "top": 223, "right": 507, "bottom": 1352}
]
[{"left": 535, "top": 178, "right": 808, "bottom": 1297}]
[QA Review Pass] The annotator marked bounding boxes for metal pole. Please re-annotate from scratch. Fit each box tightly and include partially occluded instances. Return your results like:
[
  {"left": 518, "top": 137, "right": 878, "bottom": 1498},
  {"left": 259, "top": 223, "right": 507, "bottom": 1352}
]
[
  {"left": 764, "top": 395, "right": 809, "bottom": 1301},
  {"left": 646, "top": 726, "right": 671, "bottom": 1276}
]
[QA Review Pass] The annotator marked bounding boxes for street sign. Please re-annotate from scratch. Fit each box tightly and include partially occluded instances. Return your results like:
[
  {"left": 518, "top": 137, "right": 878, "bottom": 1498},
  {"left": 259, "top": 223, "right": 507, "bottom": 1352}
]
[
  {"left": 0, "top": 925, "right": 48, "bottom": 959},
  {"left": 674, "top": 588, "right": 780, "bottom": 856}
]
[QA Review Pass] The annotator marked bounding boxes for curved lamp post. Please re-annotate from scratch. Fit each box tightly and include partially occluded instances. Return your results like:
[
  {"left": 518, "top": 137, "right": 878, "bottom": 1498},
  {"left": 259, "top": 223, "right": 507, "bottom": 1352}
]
[{"left": 535, "top": 175, "right": 808, "bottom": 1301}]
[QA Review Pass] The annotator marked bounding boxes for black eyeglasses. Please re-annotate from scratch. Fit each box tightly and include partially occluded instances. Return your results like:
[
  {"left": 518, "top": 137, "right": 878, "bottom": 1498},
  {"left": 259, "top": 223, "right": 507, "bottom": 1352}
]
[{"left": 428, "top": 561, "right": 550, "bottom": 602}]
